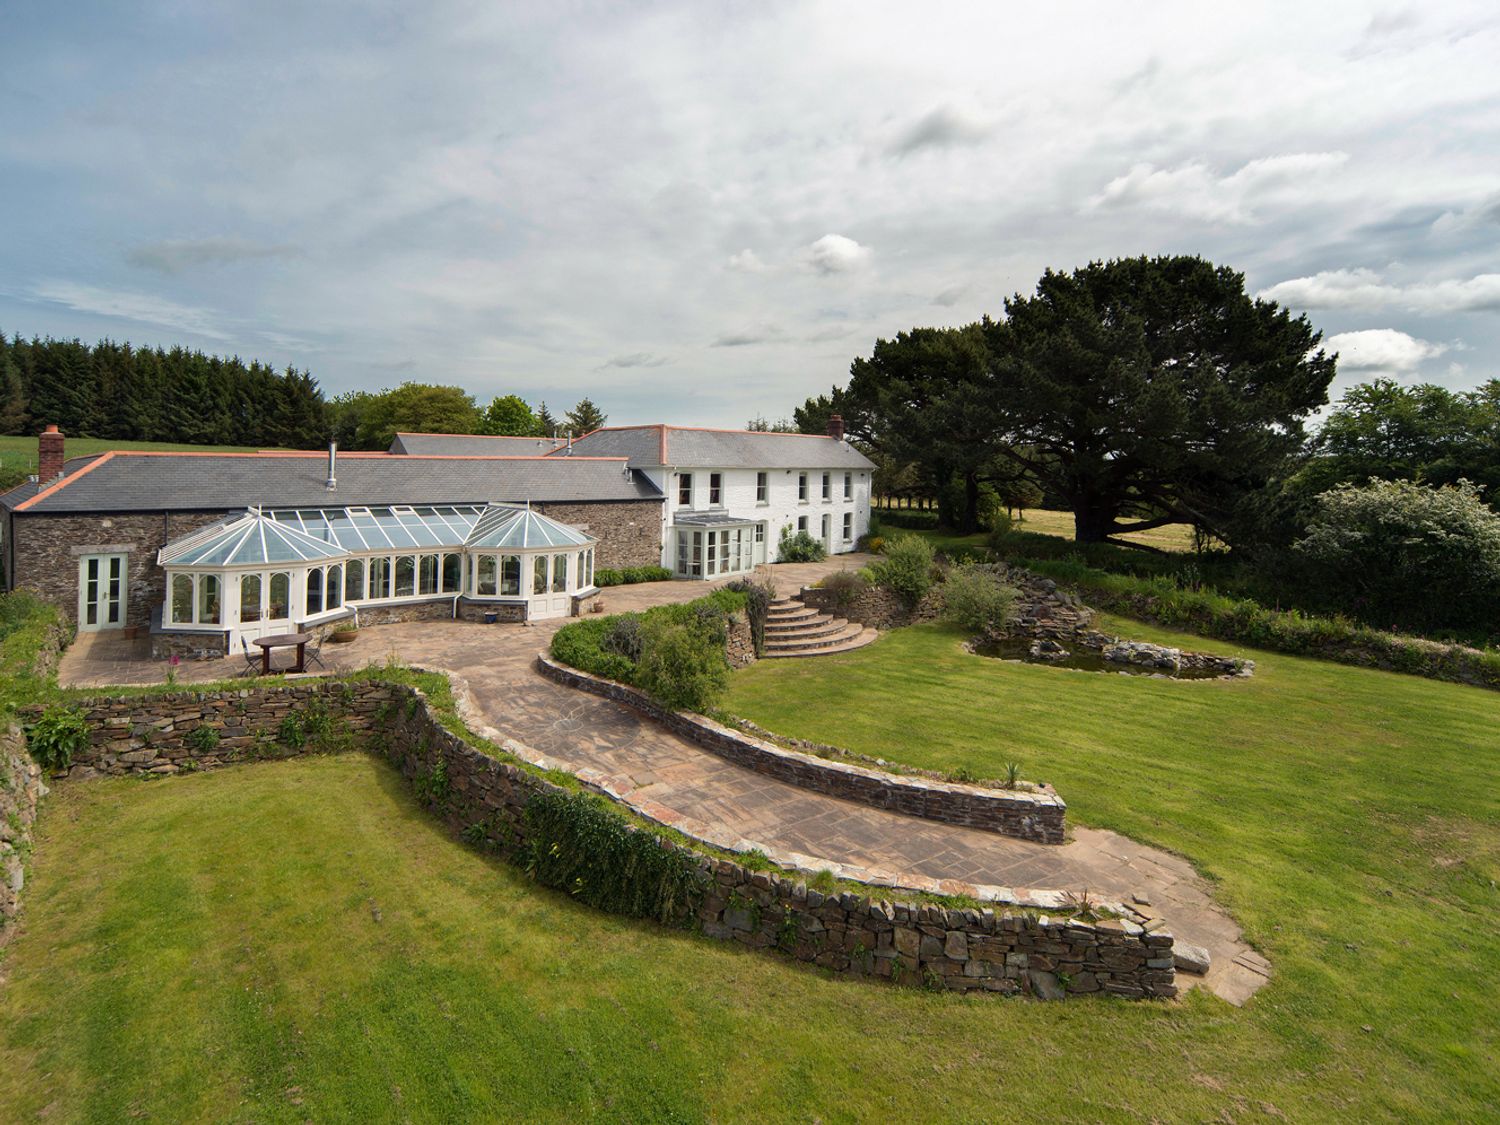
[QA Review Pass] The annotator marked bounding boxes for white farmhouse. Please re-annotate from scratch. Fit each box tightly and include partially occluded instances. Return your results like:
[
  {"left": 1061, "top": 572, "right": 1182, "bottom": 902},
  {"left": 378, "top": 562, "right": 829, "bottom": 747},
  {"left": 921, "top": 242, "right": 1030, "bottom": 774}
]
[{"left": 563, "top": 417, "right": 874, "bottom": 578}]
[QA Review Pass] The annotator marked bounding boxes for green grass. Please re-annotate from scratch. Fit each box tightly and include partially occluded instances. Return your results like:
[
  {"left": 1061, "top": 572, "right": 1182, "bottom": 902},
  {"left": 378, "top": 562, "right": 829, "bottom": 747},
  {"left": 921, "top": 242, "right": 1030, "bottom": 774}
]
[
  {"left": 1014, "top": 508, "right": 1199, "bottom": 551},
  {"left": 0, "top": 435, "right": 283, "bottom": 490},
  {"left": 0, "top": 753, "right": 1376, "bottom": 1123},
  {"left": 725, "top": 618, "right": 1500, "bottom": 1120}
]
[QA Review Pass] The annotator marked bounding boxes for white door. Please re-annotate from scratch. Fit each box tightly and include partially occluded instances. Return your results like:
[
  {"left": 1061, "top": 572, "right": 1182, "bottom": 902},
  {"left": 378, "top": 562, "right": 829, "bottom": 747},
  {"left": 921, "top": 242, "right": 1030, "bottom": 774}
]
[
  {"left": 753, "top": 523, "right": 767, "bottom": 565},
  {"left": 78, "top": 554, "right": 127, "bottom": 631}
]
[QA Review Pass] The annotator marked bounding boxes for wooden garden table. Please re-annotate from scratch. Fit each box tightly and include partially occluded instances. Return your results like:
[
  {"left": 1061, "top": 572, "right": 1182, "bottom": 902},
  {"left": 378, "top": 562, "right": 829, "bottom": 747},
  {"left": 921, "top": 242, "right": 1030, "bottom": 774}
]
[{"left": 252, "top": 632, "right": 311, "bottom": 675}]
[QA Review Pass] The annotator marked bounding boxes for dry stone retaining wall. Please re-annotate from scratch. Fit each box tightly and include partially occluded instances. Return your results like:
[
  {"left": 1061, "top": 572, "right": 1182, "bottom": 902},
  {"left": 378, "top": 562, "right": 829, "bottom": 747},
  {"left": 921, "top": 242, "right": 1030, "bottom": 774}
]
[
  {"left": 536, "top": 654, "right": 1065, "bottom": 844},
  {"left": 34, "top": 679, "right": 1170, "bottom": 998},
  {"left": 0, "top": 725, "right": 45, "bottom": 946}
]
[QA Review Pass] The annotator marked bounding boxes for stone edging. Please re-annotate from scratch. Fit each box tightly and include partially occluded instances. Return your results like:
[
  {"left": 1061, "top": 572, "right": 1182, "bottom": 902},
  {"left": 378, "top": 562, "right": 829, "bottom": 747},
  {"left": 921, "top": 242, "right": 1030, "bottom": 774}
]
[
  {"left": 534, "top": 654, "right": 1066, "bottom": 844},
  {"left": 30, "top": 680, "right": 1175, "bottom": 999}
]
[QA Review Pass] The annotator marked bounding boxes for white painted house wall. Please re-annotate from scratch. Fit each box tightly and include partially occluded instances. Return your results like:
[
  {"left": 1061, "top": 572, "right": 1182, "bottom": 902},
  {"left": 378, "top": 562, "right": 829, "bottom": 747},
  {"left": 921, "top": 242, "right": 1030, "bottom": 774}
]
[{"left": 659, "top": 465, "right": 870, "bottom": 577}]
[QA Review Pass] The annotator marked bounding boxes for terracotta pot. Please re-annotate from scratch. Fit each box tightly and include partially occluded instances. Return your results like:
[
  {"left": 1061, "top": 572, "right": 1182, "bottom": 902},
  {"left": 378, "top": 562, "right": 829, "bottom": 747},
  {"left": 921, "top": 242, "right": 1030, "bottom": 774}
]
[{"left": 328, "top": 629, "right": 359, "bottom": 644}]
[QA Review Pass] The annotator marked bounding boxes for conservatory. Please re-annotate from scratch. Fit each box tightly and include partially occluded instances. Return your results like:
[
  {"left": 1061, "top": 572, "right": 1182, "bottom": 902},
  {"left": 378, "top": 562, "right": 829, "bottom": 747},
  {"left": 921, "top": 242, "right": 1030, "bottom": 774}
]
[{"left": 156, "top": 503, "right": 598, "bottom": 647}]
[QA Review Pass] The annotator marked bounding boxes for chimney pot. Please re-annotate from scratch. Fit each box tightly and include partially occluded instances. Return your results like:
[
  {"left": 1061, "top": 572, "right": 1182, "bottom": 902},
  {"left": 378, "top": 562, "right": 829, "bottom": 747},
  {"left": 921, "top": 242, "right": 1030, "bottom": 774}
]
[
  {"left": 826, "top": 413, "right": 845, "bottom": 442},
  {"left": 38, "top": 424, "right": 65, "bottom": 483}
]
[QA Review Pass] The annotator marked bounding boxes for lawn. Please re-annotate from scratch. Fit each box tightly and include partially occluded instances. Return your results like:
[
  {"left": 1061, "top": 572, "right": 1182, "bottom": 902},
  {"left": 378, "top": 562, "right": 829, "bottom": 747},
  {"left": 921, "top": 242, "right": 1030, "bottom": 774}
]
[
  {"left": 725, "top": 618, "right": 1500, "bottom": 1120},
  {"left": 0, "top": 436, "right": 281, "bottom": 489},
  {"left": 1, "top": 634, "right": 1496, "bottom": 1119},
  {"left": 1013, "top": 508, "right": 1199, "bottom": 551}
]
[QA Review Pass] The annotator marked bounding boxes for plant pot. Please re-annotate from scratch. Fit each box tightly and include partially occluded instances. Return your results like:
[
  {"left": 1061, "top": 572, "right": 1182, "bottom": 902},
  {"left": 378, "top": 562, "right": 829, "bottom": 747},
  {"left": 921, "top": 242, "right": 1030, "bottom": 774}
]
[
  {"left": 328, "top": 629, "right": 359, "bottom": 644},
  {"left": 483, "top": 611, "right": 499, "bottom": 625}
]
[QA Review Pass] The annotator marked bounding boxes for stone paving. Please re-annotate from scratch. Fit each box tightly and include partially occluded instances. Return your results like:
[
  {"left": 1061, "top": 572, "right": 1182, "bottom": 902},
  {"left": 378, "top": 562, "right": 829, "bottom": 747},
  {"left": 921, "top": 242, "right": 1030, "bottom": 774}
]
[{"left": 57, "top": 557, "right": 1269, "bottom": 1004}]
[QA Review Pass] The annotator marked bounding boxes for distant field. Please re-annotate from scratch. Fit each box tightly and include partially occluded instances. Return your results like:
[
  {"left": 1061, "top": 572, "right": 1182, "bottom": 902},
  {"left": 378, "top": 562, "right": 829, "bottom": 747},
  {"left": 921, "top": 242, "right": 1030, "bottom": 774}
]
[
  {"left": 0, "top": 436, "right": 282, "bottom": 488},
  {"left": 877, "top": 507, "right": 1200, "bottom": 552},
  {"left": 1016, "top": 508, "right": 1199, "bottom": 551}
]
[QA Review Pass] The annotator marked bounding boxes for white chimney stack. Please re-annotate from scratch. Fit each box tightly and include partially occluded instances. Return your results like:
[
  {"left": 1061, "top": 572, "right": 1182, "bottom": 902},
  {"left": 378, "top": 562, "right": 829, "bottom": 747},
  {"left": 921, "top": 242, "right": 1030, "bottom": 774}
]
[{"left": 325, "top": 441, "right": 338, "bottom": 491}]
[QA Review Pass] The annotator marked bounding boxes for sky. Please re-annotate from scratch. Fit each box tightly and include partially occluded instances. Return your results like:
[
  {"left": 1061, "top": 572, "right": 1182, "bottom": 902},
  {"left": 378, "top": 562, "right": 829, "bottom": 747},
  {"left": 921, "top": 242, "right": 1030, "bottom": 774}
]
[{"left": 2, "top": 1, "right": 1498, "bottom": 429}]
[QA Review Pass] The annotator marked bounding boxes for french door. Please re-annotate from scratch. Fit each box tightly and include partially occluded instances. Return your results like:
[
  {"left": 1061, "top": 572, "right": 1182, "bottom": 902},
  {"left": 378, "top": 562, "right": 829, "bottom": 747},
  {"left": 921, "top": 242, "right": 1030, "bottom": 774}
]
[{"left": 78, "top": 553, "right": 127, "bottom": 631}]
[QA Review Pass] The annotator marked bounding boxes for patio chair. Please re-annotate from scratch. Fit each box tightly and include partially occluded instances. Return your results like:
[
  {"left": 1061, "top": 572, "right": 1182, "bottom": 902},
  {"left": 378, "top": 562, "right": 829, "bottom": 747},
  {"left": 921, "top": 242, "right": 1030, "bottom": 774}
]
[
  {"left": 304, "top": 634, "right": 327, "bottom": 671},
  {"left": 238, "top": 636, "right": 261, "bottom": 677}
]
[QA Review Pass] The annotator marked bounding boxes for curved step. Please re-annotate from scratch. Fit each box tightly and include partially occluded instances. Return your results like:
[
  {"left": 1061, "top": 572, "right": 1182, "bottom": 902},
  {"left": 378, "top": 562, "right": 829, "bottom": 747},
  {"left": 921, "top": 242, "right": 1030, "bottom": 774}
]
[
  {"left": 766, "top": 619, "right": 849, "bottom": 642},
  {"left": 764, "top": 621, "right": 867, "bottom": 652},
  {"left": 763, "top": 626, "right": 879, "bottom": 658}
]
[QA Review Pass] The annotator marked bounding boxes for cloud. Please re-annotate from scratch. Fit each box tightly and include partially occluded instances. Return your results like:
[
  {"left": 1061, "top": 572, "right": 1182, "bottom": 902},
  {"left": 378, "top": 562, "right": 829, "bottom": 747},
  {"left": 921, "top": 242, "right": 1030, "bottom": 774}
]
[
  {"left": 932, "top": 284, "right": 967, "bottom": 307},
  {"left": 886, "top": 103, "right": 991, "bottom": 157},
  {"left": 1088, "top": 152, "right": 1349, "bottom": 224},
  {"left": 805, "top": 234, "right": 871, "bottom": 275},
  {"left": 1326, "top": 328, "right": 1448, "bottom": 373},
  {"left": 726, "top": 249, "right": 766, "bottom": 272},
  {"left": 599, "top": 352, "right": 668, "bottom": 369},
  {"left": 29, "top": 280, "right": 230, "bottom": 340},
  {"left": 711, "top": 323, "right": 783, "bottom": 348},
  {"left": 1259, "top": 269, "right": 1500, "bottom": 313},
  {"left": 1431, "top": 191, "right": 1500, "bottom": 234},
  {"left": 125, "top": 236, "right": 297, "bottom": 274}
]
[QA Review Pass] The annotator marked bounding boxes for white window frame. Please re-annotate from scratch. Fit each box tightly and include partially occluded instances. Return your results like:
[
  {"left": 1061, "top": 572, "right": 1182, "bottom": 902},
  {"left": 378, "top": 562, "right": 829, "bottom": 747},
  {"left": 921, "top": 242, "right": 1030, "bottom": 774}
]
[{"left": 756, "top": 471, "right": 768, "bottom": 505}]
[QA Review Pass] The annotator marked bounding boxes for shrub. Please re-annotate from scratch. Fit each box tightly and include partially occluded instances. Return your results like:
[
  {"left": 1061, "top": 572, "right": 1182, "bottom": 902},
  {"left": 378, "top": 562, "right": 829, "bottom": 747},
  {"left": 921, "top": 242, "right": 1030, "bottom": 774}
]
[
  {"left": 857, "top": 534, "right": 886, "bottom": 554},
  {"left": 1294, "top": 479, "right": 1500, "bottom": 632},
  {"left": 941, "top": 563, "right": 1019, "bottom": 635},
  {"left": 550, "top": 617, "right": 638, "bottom": 682},
  {"left": 776, "top": 529, "right": 826, "bottom": 563},
  {"left": 634, "top": 616, "right": 731, "bottom": 712},
  {"left": 600, "top": 614, "right": 645, "bottom": 663},
  {"left": 186, "top": 724, "right": 220, "bottom": 754},
  {"left": 868, "top": 534, "right": 935, "bottom": 607},
  {"left": 523, "top": 789, "right": 707, "bottom": 925},
  {"left": 818, "top": 569, "right": 869, "bottom": 609},
  {"left": 725, "top": 575, "right": 774, "bottom": 656},
  {"left": 27, "top": 704, "right": 88, "bottom": 772}
]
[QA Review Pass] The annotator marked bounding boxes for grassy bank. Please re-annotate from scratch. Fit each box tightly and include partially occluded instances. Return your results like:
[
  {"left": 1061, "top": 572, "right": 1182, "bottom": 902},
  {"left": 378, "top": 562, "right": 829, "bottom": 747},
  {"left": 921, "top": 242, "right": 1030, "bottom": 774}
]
[
  {"left": 725, "top": 619, "right": 1500, "bottom": 1119},
  {"left": 0, "top": 436, "right": 285, "bottom": 490}
]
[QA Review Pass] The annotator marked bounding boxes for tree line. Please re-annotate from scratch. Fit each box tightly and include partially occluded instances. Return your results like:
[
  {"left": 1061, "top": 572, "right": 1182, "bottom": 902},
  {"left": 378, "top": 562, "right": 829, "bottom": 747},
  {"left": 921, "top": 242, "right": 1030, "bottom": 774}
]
[
  {"left": 0, "top": 333, "right": 611, "bottom": 452},
  {"left": 0, "top": 332, "right": 326, "bottom": 448}
]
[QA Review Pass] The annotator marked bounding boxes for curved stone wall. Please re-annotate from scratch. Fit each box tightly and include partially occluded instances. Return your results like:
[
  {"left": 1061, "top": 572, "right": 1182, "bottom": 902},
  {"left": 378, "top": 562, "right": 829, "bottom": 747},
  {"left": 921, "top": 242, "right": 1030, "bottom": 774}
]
[
  {"left": 536, "top": 654, "right": 1066, "bottom": 844},
  {"left": 36, "top": 680, "right": 1173, "bottom": 999}
]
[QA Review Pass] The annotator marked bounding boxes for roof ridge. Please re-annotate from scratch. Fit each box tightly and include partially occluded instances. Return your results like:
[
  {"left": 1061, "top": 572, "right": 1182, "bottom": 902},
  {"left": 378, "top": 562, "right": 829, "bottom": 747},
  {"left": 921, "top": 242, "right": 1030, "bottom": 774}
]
[{"left": 14, "top": 449, "right": 118, "bottom": 512}]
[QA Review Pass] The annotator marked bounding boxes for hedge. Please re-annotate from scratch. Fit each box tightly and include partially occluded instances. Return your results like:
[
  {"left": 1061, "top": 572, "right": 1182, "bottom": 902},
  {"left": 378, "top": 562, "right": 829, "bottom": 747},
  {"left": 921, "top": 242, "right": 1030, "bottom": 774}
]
[
  {"left": 594, "top": 565, "right": 673, "bottom": 587},
  {"left": 1023, "top": 557, "right": 1500, "bottom": 691},
  {"left": 873, "top": 508, "right": 940, "bottom": 531}
]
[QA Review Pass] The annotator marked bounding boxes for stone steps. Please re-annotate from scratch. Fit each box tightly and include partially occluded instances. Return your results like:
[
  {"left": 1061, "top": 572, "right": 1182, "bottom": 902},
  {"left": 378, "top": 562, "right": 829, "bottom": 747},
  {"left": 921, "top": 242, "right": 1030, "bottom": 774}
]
[{"left": 761, "top": 597, "right": 878, "bottom": 658}]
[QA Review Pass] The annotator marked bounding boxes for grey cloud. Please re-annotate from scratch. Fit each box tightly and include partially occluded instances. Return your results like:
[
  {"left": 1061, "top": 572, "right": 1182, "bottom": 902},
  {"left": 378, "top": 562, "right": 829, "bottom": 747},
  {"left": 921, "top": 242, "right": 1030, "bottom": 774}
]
[
  {"left": 712, "top": 324, "right": 783, "bottom": 348},
  {"left": 600, "top": 352, "right": 668, "bottom": 369},
  {"left": 886, "top": 104, "right": 991, "bottom": 157},
  {"left": 932, "top": 285, "right": 967, "bottom": 307},
  {"left": 126, "top": 237, "right": 298, "bottom": 274}
]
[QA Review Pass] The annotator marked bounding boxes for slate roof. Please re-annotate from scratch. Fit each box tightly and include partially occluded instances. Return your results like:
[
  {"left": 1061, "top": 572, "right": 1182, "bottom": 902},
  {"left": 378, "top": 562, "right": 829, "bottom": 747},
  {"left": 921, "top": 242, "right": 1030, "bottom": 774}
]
[
  {"left": 391, "top": 432, "right": 564, "bottom": 457},
  {"left": 3, "top": 452, "right": 661, "bottom": 514},
  {"left": 563, "top": 425, "right": 875, "bottom": 470}
]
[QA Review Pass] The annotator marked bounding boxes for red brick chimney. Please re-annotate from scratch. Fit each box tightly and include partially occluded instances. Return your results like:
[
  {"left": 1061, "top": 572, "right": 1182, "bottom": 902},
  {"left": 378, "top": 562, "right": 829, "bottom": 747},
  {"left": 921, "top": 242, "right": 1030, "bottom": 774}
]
[
  {"left": 826, "top": 413, "right": 845, "bottom": 442},
  {"left": 38, "top": 425, "right": 65, "bottom": 483}
]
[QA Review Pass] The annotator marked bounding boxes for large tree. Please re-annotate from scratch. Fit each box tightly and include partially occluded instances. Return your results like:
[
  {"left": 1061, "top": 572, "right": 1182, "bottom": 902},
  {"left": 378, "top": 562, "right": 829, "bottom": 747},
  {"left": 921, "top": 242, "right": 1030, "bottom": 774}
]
[
  {"left": 564, "top": 397, "right": 607, "bottom": 436},
  {"left": 845, "top": 325, "right": 1007, "bottom": 532},
  {"left": 353, "top": 382, "right": 480, "bottom": 449},
  {"left": 479, "top": 394, "right": 541, "bottom": 436},
  {"left": 986, "top": 256, "right": 1335, "bottom": 544}
]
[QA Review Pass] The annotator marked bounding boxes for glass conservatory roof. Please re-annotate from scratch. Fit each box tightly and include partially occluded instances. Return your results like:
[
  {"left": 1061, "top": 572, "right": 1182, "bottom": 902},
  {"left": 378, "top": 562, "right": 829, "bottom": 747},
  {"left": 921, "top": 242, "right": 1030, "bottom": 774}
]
[
  {"left": 159, "top": 511, "right": 351, "bottom": 567},
  {"left": 266, "top": 504, "right": 488, "bottom": 551},
  {"left": 464, "top": 506, "right": 594, "bottom": 550},
  {"left": 161, "top": 504, "right": 593, "bottom": 567}
]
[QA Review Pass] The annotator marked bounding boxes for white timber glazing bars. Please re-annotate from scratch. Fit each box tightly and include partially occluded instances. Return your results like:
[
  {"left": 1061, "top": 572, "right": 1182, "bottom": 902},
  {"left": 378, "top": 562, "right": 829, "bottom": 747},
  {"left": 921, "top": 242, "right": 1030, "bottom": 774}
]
[{"left": 156, "top": 504, "right": 597, "bottom": 644}]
